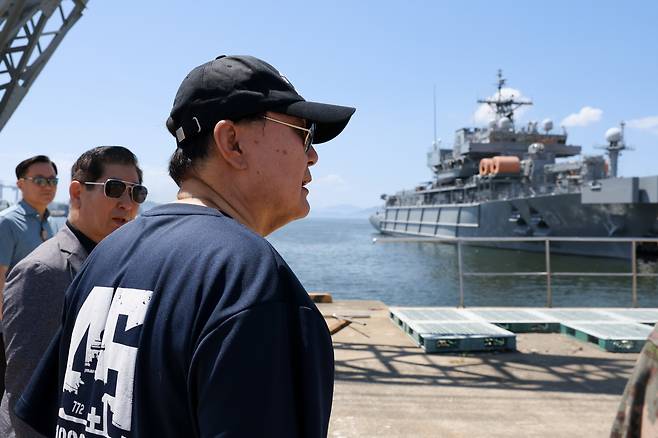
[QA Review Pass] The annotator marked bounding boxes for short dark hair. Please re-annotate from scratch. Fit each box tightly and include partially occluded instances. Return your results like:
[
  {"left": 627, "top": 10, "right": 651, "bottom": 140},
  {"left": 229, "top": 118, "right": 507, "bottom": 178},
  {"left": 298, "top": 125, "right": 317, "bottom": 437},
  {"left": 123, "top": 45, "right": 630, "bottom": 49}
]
[
  {"left": 167, "top": 114, "right": 264, "bottom": 187},
  {"left": 168, "top": 133, "right": 213, "bottom": 187},
  {"left": 15, "top": 155, "right": 58, "bottom": 179},
  {"left": 71, "top": 146, "right": 143, "bottom": 185}
]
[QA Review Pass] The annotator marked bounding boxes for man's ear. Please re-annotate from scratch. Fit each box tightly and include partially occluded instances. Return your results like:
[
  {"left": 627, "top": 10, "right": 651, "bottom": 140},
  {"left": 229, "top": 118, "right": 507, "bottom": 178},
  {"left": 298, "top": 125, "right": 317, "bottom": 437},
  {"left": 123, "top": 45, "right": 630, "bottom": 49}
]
[
  {"left": 212, "top": 120, "right": 248, "bottom": 170},
  {"left": 16, "top": 179, "right": 24, "bottom": 191},
  {"left": 69, "top": 181, "right": 83, "bottom": 209}
]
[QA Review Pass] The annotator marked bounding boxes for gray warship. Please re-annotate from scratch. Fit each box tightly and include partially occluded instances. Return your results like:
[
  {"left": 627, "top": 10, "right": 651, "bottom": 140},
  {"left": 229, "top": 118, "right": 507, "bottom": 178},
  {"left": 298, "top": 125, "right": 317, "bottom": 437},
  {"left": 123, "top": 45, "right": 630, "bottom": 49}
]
[{"left": 370, "top": 71, "right": 658, "bottom": 258}]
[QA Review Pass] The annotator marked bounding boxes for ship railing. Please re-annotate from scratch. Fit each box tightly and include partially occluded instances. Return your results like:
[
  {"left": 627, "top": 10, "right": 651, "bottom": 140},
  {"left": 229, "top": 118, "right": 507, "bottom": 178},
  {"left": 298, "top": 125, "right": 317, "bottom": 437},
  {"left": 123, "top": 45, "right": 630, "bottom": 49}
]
[
  {"left": 454, "top": 237, "right": 658, "bottom": 307},
  {"left": 455, "top": 237, "right": 658, "bottom": 308},
  {"left": 378, "top": 235, "right": 658, "bottom": 308}
]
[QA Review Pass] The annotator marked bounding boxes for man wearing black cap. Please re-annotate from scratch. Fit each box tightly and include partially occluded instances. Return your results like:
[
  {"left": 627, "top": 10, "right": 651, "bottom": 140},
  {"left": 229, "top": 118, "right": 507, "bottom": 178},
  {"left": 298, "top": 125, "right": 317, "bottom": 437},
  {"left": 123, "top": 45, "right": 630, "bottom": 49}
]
[{"left": 15, "top": 55, "right": 355, "bottom": 438}]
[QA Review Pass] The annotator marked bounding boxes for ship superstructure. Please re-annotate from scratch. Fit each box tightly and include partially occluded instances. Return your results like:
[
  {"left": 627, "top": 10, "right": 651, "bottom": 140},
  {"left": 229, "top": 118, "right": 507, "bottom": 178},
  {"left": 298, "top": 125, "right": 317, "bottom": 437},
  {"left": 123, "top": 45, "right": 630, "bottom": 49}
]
[{"left": 370, "top": 71, "right": 658, "bottom": 258}]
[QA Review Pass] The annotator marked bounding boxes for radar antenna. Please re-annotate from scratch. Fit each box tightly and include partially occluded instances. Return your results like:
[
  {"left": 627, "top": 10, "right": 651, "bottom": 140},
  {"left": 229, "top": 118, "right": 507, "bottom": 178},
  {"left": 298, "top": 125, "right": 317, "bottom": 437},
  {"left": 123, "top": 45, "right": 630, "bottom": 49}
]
[
  {"left": 0, "top": 0, "right": 88, "bottom": 132},
  {"left": 477, "top": 69, "right": 532, "bottom": 124}
]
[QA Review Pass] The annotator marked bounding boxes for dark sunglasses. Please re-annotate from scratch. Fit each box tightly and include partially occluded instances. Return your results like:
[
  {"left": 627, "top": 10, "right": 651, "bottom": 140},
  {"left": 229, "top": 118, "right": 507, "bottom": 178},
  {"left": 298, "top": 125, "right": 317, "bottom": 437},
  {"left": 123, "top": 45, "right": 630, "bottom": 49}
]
[
  {"left": 262, "top": 116, "right": 316, "bottom": 153},
  {"left": 83, "top": 178, "right": 148, "bottom": 204},
  {"left": 23, "top": 176, "right": 58, "bottom": 187}
]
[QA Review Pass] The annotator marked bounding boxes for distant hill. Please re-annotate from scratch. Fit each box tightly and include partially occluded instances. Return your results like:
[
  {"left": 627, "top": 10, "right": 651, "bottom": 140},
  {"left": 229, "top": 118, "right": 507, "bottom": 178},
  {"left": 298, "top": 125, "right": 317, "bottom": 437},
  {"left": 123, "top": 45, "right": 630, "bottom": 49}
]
[{"left": 309, "top": 204, "right": 379, "bottom": 219}]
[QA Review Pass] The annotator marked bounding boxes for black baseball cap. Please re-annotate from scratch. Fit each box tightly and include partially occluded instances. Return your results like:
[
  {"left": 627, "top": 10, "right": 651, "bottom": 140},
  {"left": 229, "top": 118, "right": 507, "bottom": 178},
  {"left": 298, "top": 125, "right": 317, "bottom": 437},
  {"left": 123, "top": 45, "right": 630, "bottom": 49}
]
[{"left": 167, "top": 55, "right": 356, "bottom": 147}]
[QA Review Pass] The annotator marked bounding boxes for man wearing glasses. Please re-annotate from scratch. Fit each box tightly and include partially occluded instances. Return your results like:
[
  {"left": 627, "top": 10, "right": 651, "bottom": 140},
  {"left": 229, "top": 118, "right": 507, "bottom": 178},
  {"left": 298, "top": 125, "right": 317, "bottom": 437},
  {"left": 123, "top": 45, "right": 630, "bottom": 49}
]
[
  {"left": 2, "top": 146, "right": 145, "bottom": 438},
  {"left": 16, "top": 55, "right": 354, "bottom": 437},
  {"left": 0, "top": 155, "right": 58, "bottom": 298},
  {"left": 0, "top": 155, "right": 58, "bottom": 397}
]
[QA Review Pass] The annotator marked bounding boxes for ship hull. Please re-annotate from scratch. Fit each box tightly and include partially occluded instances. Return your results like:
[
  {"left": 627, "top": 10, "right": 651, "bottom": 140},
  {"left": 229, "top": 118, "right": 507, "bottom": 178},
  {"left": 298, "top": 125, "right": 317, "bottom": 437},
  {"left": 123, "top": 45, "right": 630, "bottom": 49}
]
[{"left": 371, "top": 193, "right": 658, "bottom": 259}]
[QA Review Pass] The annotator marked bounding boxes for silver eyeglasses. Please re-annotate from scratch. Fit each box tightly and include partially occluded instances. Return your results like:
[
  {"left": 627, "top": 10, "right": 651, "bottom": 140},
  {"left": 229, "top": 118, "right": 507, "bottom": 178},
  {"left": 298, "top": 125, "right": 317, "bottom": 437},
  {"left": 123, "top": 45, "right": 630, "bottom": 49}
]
[
  {"left": 262, "top": 116, "right": 316, "bottom": 153},
  {"left": 82, "top": 179, "right": 148, "bottom": 204}
]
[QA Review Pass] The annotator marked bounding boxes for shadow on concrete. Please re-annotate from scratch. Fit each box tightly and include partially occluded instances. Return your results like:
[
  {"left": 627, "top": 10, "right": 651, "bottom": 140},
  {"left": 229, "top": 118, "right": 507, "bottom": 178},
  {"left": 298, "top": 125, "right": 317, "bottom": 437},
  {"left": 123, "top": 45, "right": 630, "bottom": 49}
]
[{"left": 333, "top": 341, "right": 636, "bottom": 395}]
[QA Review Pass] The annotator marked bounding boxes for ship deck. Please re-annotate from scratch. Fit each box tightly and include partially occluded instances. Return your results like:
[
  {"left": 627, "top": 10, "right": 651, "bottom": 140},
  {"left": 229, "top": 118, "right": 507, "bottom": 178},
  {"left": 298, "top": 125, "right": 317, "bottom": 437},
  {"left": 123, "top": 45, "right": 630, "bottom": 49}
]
[{"left": 322, "top": 300, "right": 644, "bottom": 438}]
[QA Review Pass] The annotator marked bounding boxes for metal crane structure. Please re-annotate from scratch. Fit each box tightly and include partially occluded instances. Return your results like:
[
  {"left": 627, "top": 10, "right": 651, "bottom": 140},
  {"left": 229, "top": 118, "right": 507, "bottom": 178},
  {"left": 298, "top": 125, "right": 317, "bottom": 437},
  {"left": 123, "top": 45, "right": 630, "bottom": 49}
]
[{"left": 0, "top": 0, "right": 87, "bottom": 132}]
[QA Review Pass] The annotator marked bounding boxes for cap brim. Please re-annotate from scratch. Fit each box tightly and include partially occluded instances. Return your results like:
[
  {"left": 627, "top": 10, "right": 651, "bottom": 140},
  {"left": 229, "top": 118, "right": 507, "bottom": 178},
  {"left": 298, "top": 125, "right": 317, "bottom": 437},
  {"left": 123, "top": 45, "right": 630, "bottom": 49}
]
[{"left": 275, "top": 100, "right": 356, "bottom": 144}]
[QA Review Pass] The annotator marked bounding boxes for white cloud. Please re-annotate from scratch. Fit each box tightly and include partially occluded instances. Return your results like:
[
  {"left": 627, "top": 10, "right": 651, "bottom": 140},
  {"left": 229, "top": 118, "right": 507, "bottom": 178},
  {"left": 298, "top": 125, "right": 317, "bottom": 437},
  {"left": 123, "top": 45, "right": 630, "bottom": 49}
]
[
  {"left": 560, "top": 106, "right": 603, "bottom": 127},
  {"left": 627, "top": 116, "right": 658, "bottom": 135},
  {"left": 473, "top": 87, "right": 530, "bottom": 125}
]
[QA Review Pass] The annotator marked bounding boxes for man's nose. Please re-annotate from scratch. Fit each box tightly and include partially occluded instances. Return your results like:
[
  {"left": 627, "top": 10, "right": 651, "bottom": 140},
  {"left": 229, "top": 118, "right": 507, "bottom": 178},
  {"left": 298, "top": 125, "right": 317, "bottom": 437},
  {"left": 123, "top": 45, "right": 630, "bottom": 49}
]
[
  {"left": 116, "top": 189, "right": 134, "bottom": 208},
  {"left": 307, "top": 145, "right": 318, "bottom": 166}
]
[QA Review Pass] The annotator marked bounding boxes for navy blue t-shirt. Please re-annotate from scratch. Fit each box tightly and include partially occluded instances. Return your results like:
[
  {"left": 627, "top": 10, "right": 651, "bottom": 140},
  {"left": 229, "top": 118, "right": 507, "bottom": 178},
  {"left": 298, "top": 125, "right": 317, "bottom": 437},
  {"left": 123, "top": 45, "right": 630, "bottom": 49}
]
[{"left": 15, "top": 203, "right": 334, "bottom": 437}]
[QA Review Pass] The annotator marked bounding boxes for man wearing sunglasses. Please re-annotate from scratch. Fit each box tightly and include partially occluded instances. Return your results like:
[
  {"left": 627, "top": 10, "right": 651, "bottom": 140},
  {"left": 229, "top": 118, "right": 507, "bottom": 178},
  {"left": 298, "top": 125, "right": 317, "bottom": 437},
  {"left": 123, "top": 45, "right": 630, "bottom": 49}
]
[
  {"left": 0, "top": 155, "right": 57, "bottom": 398},
  {"left": 2, "top": 146, "right": 144, "bottom": 438},
  {"left": 16, "top": 55, "right": 354, "bottom": 438},
  {"left": 0, "top": 155, "right": 58, "bottom": 299}
]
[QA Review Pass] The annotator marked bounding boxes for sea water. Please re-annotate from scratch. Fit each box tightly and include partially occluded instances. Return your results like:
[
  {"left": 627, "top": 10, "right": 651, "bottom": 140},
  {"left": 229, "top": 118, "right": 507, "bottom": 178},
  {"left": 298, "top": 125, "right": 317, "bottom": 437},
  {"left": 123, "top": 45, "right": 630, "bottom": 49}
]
[{"left": 268, "top": 217, "right": 658, "bottom": 308}]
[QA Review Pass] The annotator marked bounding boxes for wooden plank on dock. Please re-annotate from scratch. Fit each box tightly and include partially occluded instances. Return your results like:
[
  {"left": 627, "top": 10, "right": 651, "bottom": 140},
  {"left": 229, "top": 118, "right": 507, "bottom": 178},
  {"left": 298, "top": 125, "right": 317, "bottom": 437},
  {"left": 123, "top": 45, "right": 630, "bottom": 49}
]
[
  {"left": 308, "top": 292, "right": 333, "bottom": 303},
  {"left": 326, "top": 318, "right": 352, "bottom": 335}
]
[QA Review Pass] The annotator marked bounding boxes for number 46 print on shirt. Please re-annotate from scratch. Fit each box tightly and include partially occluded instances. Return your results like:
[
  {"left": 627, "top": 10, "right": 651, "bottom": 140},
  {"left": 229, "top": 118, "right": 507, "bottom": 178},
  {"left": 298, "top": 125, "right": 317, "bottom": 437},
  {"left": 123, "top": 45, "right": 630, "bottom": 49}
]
[{"left": 57, "top": 286, "right": 153, "bottom": 438}]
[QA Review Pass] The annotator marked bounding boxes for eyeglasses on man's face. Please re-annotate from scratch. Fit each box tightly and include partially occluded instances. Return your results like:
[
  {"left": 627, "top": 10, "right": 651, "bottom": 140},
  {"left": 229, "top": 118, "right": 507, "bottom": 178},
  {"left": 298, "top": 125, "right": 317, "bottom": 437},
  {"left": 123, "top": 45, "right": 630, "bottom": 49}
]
[
  {"left": 82, "top": 178, "right": 148, "bottom": 204},
  {"left": 22, "top": 176, "right": 58, "bottom": 187},
  {"left": 261, "top": 116, "right": 316, "bottom": 153}
]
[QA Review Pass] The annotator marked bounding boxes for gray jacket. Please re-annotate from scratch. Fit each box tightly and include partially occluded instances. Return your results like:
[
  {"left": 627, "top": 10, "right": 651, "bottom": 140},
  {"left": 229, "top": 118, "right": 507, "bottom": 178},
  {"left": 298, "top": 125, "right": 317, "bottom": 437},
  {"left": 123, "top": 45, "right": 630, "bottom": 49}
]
[{"left": 0, "top": 225, "right": 87, "bottom": 438}]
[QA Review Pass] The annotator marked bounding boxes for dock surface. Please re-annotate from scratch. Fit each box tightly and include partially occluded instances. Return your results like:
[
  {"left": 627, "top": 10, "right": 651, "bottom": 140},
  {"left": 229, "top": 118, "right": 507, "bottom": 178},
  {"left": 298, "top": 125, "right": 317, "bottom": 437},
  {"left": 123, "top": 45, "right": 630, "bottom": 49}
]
[{"left": 321, "top": 300, "right": 642, "bottom": 438}]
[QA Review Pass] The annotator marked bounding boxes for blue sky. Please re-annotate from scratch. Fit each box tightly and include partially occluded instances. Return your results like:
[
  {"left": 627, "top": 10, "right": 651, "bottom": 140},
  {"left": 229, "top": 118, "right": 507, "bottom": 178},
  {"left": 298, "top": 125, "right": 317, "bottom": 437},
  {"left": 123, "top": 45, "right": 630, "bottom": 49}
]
[{"left": 0, "top": 0, "right": 656, "bottom": 209}]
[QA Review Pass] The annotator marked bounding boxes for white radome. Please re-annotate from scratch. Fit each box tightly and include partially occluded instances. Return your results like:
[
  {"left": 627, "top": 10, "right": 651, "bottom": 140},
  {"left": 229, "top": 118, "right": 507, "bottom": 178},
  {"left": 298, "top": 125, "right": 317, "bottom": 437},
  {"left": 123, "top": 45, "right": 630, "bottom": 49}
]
[
  {"left": 542, "top": 118, "right": 553, "bottom": 132},
  {"left": 498, "top": 117, "right": 512, "bottom": 130},
  {"left": 605, "top": 127, "right": 622, "bottom": 143}
]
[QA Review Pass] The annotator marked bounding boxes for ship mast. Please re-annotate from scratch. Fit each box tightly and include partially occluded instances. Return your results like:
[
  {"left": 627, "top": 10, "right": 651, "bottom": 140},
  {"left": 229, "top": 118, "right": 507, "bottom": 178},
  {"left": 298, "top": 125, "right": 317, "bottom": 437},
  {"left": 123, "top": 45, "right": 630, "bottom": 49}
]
[
  {"left": 605, "top": 122, "right": 628, "bottom": 178},
  {"left": 477, "top": 69, "right": 533, "bottom": 124}
]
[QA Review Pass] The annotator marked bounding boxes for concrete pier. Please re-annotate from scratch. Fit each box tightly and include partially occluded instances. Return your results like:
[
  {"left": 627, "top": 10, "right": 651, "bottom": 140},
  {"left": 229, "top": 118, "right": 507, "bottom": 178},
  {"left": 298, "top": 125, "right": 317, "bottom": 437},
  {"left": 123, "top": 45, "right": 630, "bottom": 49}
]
[{"left": 320, "top": 300, "right": 641, "bottom": 438}]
